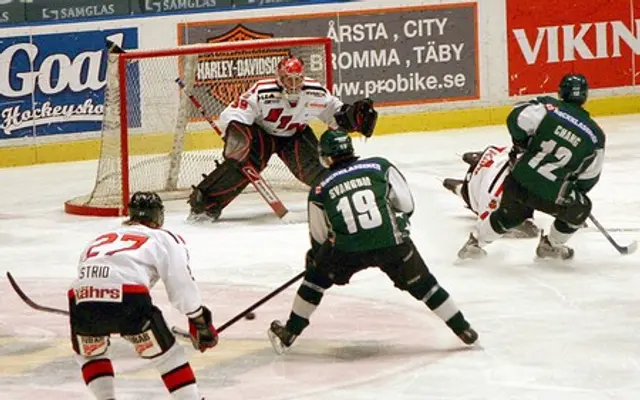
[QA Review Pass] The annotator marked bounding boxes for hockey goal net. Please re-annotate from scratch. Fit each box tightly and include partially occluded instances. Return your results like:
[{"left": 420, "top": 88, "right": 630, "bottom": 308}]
[{"left": 65, "top": 37, "right": 332, "bottom": 216}]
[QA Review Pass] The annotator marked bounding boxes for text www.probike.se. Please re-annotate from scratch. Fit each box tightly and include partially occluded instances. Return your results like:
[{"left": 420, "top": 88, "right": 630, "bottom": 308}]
[{"left": 333, "top": 72, "right": 466, "bottom": 98}]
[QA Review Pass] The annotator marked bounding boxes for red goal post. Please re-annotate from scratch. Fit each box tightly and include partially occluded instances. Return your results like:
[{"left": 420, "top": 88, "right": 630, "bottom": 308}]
[{"left": 64, "top": 37, "right": 333, "bottom": 217}]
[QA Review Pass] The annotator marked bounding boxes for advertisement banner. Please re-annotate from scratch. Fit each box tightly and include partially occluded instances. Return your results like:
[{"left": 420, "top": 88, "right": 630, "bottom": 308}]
[
  {"left": 0, "top": 0, "right": 26, "bottom": 24},
  {"left": 0, "top": 28, "right": 139, "bottom": 139},
  {"left": 178, "top": 3, "right": 479, "bottom": 107},
  {"left": 24, "top": 0, "right": 135, "bottom": 22},
  {"left": 141, "top": 0, "right": 231, "bottom": 14},
  {"left": 507, "top": 0, "right": 636, "bottom": 96}
]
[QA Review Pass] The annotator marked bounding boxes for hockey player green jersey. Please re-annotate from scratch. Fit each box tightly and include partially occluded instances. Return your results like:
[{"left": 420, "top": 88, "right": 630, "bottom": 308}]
[
  {"left": 308, "top": 157, "right": 413, "bottom": 253},
  {"left": 506, "top": 96, "right": 605, "bottom": 203}
]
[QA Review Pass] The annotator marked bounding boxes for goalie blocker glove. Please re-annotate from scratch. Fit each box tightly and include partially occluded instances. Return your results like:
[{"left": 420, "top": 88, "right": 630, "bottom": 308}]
[
  {"left": 188, "top": 306, "right": 219, "bottom": 352},
  {"left": 334, "top": 98, "right": 378, "bottom": 137}
]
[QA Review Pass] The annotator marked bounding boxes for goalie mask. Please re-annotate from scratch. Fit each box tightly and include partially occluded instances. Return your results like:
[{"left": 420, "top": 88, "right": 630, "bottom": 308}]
[{"left": 276, "top": 56, "right": 305, "bottom": 101}]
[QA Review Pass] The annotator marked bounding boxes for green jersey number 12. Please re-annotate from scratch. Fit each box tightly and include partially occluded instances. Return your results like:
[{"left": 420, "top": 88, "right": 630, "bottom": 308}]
[{"left": 528, "top": 139, "right": 573, "bottom": 181}]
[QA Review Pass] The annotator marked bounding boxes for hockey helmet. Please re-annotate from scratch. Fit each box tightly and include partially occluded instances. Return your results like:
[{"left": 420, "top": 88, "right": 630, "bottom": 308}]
[
  {"left": 128, "top": 191, "right": 164, "bottom": 227},
  {"left": 318, "top": 129, "right": 355, "bottom": 167},
  {"left": 558, "top": 73, "right": 588, "bottom": 105},
  {"left": 276, "top": 56, "right": 305, "bottom": 96}
]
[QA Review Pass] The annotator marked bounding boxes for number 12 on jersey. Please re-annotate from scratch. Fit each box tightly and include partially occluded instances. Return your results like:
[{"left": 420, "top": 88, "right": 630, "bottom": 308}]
[{"left": 336, "top": 189, "right": 383, "bottom": 234}]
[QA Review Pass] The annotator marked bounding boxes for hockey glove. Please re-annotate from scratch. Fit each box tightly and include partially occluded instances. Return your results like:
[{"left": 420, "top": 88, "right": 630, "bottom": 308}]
[
  {"left": 188, "top": 306, "right": 219, "bottom": 352},
  {"left": 334, "top": 98, "right": 378, "bottom": 137}
]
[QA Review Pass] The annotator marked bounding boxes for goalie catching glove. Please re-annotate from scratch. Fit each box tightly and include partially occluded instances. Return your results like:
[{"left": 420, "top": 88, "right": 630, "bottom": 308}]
[
  {"left": 334, "top": 98, "right": 378, "bottom": 137},
  {"left": 188, "top": 306, "right": 219, "bottom": 352}
]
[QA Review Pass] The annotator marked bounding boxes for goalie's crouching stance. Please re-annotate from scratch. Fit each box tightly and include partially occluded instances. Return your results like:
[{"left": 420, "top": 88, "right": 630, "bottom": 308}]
[
  {"left": 267, "top": 129, "right": 478, "bottom": 354},
  {"left": 187, "top": 55, "right": 378, "bottom": 222},
  {"left": 68, "top": 192, "right": 218, "bottom": 400}
]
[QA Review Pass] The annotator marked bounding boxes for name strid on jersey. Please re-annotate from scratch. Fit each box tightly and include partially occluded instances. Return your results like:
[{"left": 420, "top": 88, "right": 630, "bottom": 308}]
[
  {"left": 329, "top": 177, "right": 372, "bottom": 199},
  {"left": 79, "top": 264, "right": 110, "bottom": 279}
]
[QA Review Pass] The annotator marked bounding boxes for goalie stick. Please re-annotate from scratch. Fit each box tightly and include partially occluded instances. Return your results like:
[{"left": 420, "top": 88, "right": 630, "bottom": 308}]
[
  {"left": 588, "top": 214, "right": 638, "bottom": 255},
  {"left": 5, "top": 272, "right": 192, "bottom": 340},
  {"left": 175, "top": 77, "right": 288, "bottom": 219}
]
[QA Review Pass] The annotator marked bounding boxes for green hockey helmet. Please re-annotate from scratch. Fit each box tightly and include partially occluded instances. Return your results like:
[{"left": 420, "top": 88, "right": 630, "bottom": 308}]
[
  {"left": 558, "top": 73, "right": 588, "bottom": 105},
  {"left": 319, "top": 129, "right": 354, "bottom": 158},
  {"left": 318, "top": 129, "right": 355, "bottom": 168}
]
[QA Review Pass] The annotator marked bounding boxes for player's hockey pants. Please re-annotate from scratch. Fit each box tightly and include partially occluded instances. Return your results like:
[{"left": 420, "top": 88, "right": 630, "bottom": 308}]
[
  {"left": 283, "top": 240, "right": 471, "bottom": 337},
  {"left": 190, "top": 122, "right": 327, "bottom": 213},
  {"left": 489, "top": 173, "right": 592, "bottom": 234},
  {"left": 68, "top": 287, "right": 201, "bottom": 398}
]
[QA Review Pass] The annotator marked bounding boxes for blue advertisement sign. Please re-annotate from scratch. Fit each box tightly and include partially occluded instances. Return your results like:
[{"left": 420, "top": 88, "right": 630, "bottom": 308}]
[{"left": 0, "top": 28, "right": 139, "bottom": 139}]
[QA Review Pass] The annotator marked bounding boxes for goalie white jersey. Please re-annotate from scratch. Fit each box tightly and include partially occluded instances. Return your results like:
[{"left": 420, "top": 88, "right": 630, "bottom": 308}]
[
  {"left": 217, "top": 78, "right": 343, "bottom": 138},
  {"left": 465, "top": 146, "right": 511, "bottom": 220},
  {"left": 70, "top": 224, "right": 203, "bottom": 318}
]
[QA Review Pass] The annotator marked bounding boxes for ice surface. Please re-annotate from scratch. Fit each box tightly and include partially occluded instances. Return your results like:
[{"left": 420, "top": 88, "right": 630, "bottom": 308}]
[{"left": 1, "top": 115, "right": 639, "bottom": 399}]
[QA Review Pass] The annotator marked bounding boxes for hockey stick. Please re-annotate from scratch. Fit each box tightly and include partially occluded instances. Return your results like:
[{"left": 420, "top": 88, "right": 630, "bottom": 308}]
[
  {"left": 6, "top": 272, "right": 194, "bottom": 341},
  {"left": 588, "top": 214, "right": 638, "bottom": 255},
  {"left": 175, "top": 77, "right": 288, "bottom": 218},
  {"left": 171, "top": 270, "right": 305, "bottom": 337},
  {"left": 6, "top": 272, "right": 69, "bottom": 316}
]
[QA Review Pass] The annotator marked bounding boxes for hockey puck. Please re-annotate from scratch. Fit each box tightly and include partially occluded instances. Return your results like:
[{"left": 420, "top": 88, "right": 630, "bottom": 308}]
[{"left": 244, "top": 311, "right": 256, "bottom": 320}]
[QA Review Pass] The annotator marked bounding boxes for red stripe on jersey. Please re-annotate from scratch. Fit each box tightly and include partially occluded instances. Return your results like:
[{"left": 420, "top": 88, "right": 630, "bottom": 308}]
[
  {"left": 161, "top": 363, "right": 197, "bottom": 393},
  {"left": 479, "top": 211, "right": 490, "bottom": 220},
  {"left": 495, "top": 183, "right": 504, "bottom": 197},
  {"left": 81, "top": 358, "right": 114, "bottom": 384}
]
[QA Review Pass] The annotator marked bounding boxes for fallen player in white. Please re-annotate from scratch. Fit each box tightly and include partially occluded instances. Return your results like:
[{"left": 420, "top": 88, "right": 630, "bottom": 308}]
[{"left": 443, "top": 146, "right": 540, "bottom": 238}]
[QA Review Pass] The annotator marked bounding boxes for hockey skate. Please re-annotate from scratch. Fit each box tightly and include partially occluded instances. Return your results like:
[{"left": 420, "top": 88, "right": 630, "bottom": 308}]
[
  {"left": 443, "top": 178, "right": 463, "bottom": 196},
  {"left": 457, "top": 233, "right": 487, "bottom": 259},
  {"left": 456, "top": 327, "right": 479, "bottom": 345},
  {"left": 186, "top": 208, "right": 221, "bottom": 223},
  {"left": 505, "top": 219, "right": 540, "bottom": 238},
  {"left": 267, "top": 320, "right": 298, "bottom": 355},
  {"left": 535, "top": 231, "right": 574, "bottom": 260}
]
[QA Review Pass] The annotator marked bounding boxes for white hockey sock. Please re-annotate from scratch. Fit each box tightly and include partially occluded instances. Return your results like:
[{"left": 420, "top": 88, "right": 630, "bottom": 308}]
[
  {"left": 292, "top": 279, "right": 326, "bottom": 319},
  {"left": 154, "top": 343, "right": 201, "bottom": 400},
  {"left": 475, "top": 217, "right": 502, "bottom": 245},
  {"left": 548, "top": 223, "right": 574, "bottom": 246},
  {"left": 77, "top": 355, "right": 116, "bottom": 400}
]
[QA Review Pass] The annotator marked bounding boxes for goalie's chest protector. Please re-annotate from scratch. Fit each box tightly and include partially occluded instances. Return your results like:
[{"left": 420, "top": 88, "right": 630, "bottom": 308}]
[
  {"left": 313, "top": 158, "right": 406, "bottom": 252},
  {"left": 254, "top": 83, "right": 339, "bottom": 137}
]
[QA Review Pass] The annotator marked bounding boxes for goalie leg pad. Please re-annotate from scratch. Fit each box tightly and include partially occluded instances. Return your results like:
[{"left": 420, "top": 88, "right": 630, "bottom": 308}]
[
  {"left": 277, "top": 126, "right": 327, "bottom": 186},
  {"left": 121, "top": 306, "right": 176, "bottom": 359},
  {"left": 190, "top": 122, "right": 277, "bottom": 213},
  {"left": 189, "top": 159, "right": 250, "bottom": 214}
]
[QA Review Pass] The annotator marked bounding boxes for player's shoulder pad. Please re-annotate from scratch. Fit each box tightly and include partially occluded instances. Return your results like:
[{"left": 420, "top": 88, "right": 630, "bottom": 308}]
[
  {"left": 253, "top": 79, "right": 280, "bottom": 93},
  {"left": 357, "top": 156, "right": 390, "bottom": 171},
  {"left": 301, "top": 79, "right": 327, "bottom": 96},
  {"left": 159, "top": 228, "right": 186, "bottom": 246},
  {"left": 535, "top": 95, "right": 560, "bottom": 106}
]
